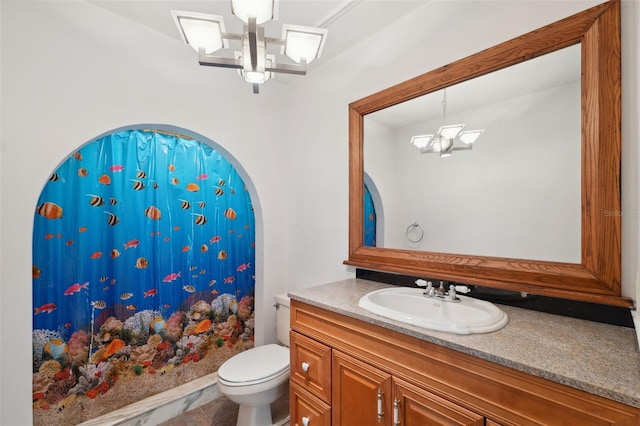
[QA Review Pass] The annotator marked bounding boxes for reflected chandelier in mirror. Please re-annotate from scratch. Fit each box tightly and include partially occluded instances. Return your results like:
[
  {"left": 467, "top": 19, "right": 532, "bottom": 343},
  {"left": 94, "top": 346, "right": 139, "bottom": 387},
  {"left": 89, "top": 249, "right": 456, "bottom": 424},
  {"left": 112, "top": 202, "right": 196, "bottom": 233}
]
[{"left": 345, "top": 0, "right": 627, "bottom": 307}]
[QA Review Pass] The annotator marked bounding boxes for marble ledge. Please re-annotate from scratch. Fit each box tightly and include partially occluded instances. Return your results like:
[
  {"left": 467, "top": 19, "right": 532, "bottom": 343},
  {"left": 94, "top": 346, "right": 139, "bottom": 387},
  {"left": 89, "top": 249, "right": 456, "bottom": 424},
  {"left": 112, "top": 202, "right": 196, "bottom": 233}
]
[
  {"left": 288, "top": 278, "right": 640, "bottom": 409},
  {"left": 78, "top": 372, "right": 221, "bottom": 426}
]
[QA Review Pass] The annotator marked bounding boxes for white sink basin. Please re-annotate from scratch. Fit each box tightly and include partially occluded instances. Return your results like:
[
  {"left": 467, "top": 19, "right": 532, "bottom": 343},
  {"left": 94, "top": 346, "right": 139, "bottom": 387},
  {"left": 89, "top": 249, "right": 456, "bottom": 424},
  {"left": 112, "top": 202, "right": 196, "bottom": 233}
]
[{"left": 359, "top": 287, "right": 508, "bottom": 334}]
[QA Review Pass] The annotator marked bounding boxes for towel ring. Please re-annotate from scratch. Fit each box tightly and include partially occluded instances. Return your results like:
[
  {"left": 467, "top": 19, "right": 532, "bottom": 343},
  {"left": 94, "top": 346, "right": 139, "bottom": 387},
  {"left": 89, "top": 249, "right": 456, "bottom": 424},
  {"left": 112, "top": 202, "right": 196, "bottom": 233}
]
[{"left": 406, "top": 222, "right": 424, "bottom": 243}]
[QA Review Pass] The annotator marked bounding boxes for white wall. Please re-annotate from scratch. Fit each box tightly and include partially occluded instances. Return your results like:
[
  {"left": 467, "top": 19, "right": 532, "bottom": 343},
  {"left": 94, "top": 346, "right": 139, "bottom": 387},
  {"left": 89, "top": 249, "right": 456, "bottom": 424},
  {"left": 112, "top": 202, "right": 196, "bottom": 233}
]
[{"left": 2, "top": 1, "right": 638, "bottom": 424}]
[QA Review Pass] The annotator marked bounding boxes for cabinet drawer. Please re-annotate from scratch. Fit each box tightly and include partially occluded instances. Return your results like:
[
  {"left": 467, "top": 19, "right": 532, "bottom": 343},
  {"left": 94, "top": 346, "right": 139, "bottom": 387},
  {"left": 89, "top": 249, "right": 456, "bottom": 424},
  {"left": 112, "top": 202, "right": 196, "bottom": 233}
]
[
  {"left": 290, "top": 380, "right": 331, "bottom": 426},
  {"left": 290, "top": 331, "right": 332, "bottom": 403}
]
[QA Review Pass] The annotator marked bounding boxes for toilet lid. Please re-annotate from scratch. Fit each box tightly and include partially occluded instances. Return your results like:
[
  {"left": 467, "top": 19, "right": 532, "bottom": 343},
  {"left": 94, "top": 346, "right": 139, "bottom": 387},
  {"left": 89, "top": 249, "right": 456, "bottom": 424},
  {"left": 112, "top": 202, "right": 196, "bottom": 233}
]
[{"left": 218, "top": 344, "right": 289, "bottom": 384}]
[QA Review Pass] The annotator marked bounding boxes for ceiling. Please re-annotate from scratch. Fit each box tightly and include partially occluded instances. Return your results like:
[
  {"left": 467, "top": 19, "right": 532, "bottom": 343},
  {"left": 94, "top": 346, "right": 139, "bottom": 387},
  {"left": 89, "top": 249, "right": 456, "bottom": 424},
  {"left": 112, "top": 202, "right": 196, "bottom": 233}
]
[{"left": 87, "top": 0, "right": 428, "bottom": 77}]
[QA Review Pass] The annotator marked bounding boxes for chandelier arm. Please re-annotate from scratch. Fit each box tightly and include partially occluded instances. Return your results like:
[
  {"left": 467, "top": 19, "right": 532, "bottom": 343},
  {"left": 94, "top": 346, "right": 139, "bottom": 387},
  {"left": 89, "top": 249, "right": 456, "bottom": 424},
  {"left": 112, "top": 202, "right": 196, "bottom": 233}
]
[
  {"left": 266, "top": 60, "right": 308, "bottom": 75},
  {"left": 198, "top": 54, "right": 243, "bottom": 69},
  {"left": 450, "top": 145, "right": 473, "bottom": 152}
]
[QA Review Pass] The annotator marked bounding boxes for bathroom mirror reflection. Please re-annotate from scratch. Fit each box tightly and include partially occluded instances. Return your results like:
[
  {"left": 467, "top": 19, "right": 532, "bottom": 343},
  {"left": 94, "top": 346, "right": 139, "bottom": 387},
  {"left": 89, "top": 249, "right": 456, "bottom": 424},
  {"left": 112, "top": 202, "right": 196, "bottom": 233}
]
[{"left": 363, "top": 45, "right": 582, "bottom": 263}]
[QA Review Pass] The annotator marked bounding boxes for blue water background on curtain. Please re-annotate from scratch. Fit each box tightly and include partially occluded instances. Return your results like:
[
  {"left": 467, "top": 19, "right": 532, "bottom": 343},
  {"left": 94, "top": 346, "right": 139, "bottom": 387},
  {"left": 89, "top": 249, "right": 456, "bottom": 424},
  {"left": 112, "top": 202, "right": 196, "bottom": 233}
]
[
  {"left": 32, "top": 129, "right": 255, "bottom": 419},
  {"left": 364, "top": 184, "right": 376, "bottom": 247}
]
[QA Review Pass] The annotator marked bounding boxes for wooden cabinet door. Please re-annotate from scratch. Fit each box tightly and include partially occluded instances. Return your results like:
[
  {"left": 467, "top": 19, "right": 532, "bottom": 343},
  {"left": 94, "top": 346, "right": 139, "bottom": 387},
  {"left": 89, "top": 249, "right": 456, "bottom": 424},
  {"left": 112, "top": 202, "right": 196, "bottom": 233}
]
[
  {"left": 290, "top": 380, "right": 331, "bottom": 426},
  {"left": 332, "top": 350, "right": 392, "bottom": 425},
  {"left": 393, "top": 378, "right": 484, "bottom": 426}
]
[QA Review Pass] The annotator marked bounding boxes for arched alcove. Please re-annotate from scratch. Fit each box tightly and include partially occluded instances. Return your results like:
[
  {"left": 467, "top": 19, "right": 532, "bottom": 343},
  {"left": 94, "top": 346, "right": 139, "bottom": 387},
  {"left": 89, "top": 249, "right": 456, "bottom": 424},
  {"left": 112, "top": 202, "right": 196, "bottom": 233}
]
[{"left": 32, "top": 126, "right": 260, "bottom": 424}]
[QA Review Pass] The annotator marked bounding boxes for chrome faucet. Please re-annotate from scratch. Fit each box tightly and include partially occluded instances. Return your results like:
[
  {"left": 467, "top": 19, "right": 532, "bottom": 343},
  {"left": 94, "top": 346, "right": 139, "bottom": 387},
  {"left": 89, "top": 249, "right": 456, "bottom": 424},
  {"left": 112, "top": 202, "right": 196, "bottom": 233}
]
[{"left": 415, "top": 279, "right": 470, "bottom": 303}]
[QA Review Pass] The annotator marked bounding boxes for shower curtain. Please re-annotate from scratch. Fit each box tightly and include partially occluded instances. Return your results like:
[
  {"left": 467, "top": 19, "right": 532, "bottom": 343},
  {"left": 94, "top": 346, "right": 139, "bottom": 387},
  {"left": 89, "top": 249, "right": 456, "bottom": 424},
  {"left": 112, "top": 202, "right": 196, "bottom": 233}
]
[
  {"left": 364, "top": 184, "right": 377, "bottom": 247},
  {"left": 32, "top": 129, "right": 255, "bottom": 423}
]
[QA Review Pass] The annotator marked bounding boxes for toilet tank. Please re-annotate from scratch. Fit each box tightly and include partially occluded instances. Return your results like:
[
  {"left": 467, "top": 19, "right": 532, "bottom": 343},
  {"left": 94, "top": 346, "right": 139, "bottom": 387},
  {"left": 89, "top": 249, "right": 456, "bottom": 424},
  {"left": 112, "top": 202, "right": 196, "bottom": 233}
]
[{"left": 274, "top": 293, "right": 291, "bottom": 346}]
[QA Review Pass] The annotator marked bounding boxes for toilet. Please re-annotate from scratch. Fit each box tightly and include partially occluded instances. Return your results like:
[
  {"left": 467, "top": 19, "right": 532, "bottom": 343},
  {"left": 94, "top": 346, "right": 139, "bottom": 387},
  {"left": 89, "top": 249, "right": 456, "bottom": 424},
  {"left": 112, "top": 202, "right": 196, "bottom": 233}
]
[{"left": 217, "top": 293, "right": 291, "bottom": 426}]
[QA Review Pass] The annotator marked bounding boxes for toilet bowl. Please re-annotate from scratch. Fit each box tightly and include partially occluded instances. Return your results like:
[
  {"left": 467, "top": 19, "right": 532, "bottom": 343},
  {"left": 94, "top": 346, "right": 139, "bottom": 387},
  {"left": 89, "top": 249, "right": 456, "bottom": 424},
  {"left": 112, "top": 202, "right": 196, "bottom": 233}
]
[{"left": 217, "top": 294, "right": 291, "bottom": 426}]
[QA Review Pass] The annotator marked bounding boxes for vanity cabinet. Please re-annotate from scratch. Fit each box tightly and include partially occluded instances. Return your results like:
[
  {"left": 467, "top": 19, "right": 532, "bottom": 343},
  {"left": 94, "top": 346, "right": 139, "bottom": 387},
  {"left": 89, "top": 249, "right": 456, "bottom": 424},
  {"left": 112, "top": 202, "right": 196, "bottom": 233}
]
[{"left": 289, "top": 299, "right": 640, "bottom": 425}]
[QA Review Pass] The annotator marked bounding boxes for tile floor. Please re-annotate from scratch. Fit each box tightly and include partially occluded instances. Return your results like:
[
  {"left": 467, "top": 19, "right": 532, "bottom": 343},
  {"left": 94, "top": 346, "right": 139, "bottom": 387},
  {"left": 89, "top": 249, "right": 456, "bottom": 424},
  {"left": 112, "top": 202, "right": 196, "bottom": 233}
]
[{"left": 159, "top": 395, "right": 289, "bottom": 426}]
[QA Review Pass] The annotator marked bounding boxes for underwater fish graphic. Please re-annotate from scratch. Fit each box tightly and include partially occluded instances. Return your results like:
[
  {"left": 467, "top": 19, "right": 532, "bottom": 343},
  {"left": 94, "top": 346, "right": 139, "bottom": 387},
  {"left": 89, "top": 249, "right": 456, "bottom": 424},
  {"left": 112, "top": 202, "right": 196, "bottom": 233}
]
[
  {"left": 145, "top": 205, "right": 161, "bottom": 220},
  {"left": 196, "top": 173, "right": 208, "bottom": 180},
  {"left": 193, "top": 214, "right": 207, "bottom": 225},
  {"left": 182, "top": 285, "right": 196, "bottom": 293},
  {"left": 217, "top": 250, "right": 227, "bottom": 260},
  {"left": 110, "top": 249, "right": 121, "bottom": 258},
  {"left": 87, "top": 194, "right": 105, "bottom": 207},
  {"left": 200, "top": 244, "right": 208, "bottom": 253},
  {"left": 78, "top": 227, "right": 88, "bottom": 233},
  {"left": 36, "top": 202, "right": 63, "bottom": 219},
  {"left": 49, "top": 172, "right": 63, "bottom": 182},
  {"left": 34, "top": 303, "right": 57, "bottom": 315},
  {"left": 110, "top": 164, "right": 125, "bottom": 172},
  {"left": 98, "top": 174, "right": 111, "bottom": 185},
  {"left": 104, "top": 212, "right": 120, "bottom": 226},
  {"left": 182, "top": 245, "right": 191, "bottom": 252},
  {"left": 99, "top": 276, "right": 109, "bottom": 282},
  {"left": 91, "top": 300, "right": 106, "bottom": 309},
  {"left": 126, "top": 304, "right": 137, "bottom": 310},
  {"left": 136, "top": 170, "right": 147, "bottom": 179},
  {"left": 124, "top": 239, "right": 140, "bottom": 249},
  {"left": 215, "top": 187, "right": 224, "bottom": 196},
  {"left": 185, "top": 183, "right": 200, "bottom": 192},
  {"left": 120, "top": 292, "right": 134, "bottom": 300},
  {"left": 210, "top": 235, "right": 221, "bottom": 243},
  {"left": 209, "top": 279, "right": 216, "bottom": 286},
  {"left": 218, "top": 179, "right": 226, "bottom": 186},
  {"left": 179, "top": 199, "right": 191, "bottom": 210},
  {"left": 77, "top": 168, "right": 89, "bottom": 177},
  {"left": 64, "top": 281, "right": 89, "bottom": 296},
  {"left": 135, "top": 257, "right": 149, "bottom": 269},
  {"left": 143, "top": 288, "right": 158, "bottom": 298},
  {"left": 236, "top": 263, "right": 251, "bottom": 272},
  {"left": 198, "top": 201, "right": 206, "bottom": 208},
  {"left": 162, "top": 271, "right": 181, "bottom": 282},
  {"left": 224, "top": 208, "right": 237, "bottom": 220},
  {"left": 90, "top": 251, "right": 102, "bottom": 259},
  {"left": 224, "top": 276, "right": 235, "bottom": 284},
  {"left": 131, "top": 180, "right": 145, "bottom": 191}
]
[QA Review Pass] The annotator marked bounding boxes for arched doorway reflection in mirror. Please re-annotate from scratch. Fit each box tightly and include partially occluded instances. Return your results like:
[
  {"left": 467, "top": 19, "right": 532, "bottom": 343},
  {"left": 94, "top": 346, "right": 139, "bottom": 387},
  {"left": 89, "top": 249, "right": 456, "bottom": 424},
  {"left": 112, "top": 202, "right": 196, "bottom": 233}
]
[{"left": 364, "top": 173, "right": 383, "bottom": 247}]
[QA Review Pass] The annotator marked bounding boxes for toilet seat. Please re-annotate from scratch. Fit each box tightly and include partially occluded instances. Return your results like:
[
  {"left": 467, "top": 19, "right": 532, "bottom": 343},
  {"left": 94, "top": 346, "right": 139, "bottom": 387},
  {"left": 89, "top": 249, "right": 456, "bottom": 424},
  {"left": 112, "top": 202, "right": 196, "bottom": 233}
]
[{"left": 218, "top": 344, "right": 290, "bottom": 387}]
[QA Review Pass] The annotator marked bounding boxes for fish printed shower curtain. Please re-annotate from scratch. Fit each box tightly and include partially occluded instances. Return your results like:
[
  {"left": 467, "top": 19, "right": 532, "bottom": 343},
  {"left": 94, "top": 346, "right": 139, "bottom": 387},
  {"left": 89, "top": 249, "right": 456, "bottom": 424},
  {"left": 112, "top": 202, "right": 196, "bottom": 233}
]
[
  {"left": 32, "top": 129, "right": 255, "bottom": 423},
  {"left": 364, "top": 184, "right": 376, "bottom": 247}
]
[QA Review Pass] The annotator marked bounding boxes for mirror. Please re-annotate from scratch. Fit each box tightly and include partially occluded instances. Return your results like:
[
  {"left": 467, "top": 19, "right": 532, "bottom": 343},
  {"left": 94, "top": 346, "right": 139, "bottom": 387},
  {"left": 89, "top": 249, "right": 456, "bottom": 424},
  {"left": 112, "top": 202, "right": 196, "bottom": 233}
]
[
  {"left": 346, "top": 0, "right": 629, "bottom": 308},
  {"left": 364, "top": 45, "right": 582, "bottom": 263}
]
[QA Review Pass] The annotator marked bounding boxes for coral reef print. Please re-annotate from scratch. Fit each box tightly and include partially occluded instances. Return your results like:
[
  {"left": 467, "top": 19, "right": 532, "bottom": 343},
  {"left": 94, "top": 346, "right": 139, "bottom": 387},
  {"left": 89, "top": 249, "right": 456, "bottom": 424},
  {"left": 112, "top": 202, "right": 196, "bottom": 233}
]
[{"left": 32, "top": 129, "right": 255, "bottom": 424}]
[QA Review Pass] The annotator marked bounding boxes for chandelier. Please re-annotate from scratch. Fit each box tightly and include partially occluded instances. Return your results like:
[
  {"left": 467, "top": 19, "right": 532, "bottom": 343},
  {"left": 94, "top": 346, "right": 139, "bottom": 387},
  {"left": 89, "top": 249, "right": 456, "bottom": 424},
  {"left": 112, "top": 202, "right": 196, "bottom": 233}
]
[
  {"left": 171, "top": 0, "right": 328, "bottom": 94},
  {"left": 410, "top": 89, "right": 483, "bottom": 157}
]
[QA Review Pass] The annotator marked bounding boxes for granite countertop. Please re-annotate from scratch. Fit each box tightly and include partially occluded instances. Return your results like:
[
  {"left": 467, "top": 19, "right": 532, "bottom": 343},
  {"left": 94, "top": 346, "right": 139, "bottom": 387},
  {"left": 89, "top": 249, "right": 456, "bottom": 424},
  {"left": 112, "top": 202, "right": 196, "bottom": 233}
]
[{"left": 289, "top": 278, "right": 640, "bottom": 409}]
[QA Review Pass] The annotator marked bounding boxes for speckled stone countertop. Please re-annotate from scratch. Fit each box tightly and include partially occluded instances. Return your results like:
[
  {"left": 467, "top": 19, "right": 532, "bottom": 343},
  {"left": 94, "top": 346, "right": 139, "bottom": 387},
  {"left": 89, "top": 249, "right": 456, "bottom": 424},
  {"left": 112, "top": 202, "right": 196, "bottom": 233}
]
[{"left": 289, "top": 278, "right": 640, "bottom": 409}]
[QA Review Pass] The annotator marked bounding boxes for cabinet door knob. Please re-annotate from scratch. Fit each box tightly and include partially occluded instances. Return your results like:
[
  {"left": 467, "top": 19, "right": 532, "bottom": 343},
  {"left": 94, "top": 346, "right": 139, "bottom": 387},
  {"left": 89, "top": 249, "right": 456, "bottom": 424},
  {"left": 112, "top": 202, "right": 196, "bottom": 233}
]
[
  {"left": 301, "top": 416, "right": 310, "bottom": 426},
  {"left": 301, "top": 361, "right": 310, "bottom": 372}
]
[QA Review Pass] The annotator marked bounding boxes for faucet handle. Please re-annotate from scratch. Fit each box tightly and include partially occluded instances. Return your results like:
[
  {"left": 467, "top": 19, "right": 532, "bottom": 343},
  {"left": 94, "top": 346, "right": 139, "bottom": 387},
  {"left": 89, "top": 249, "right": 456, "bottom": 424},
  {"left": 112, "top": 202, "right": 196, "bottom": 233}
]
[
  {"left": 454, "top": 285, "right": 470, "bottom": 294},
  {"left": 415, "top": 279, "right": 428, "bottom": 287}
]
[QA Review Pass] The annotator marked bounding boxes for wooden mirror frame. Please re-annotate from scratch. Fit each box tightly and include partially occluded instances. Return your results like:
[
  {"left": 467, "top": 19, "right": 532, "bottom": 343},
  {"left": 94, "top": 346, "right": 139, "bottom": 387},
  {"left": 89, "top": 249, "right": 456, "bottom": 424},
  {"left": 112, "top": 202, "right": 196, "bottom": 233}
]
[{"left": 345, "top": 0, "right": 630, "bottom": 308}]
